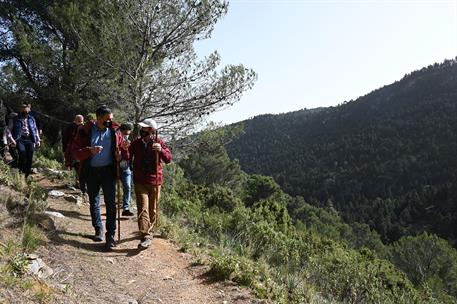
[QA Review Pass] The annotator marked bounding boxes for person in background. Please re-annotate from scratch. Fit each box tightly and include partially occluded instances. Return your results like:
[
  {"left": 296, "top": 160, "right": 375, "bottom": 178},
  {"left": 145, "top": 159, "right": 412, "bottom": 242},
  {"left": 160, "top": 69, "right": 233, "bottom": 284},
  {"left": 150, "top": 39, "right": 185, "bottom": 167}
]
[
  {"left": 71, "top": 106, "right": 123, "bottom": 250},
  {"left": 4, "top": 111, "right": 18, "bottom": 167},
  {"left": 63, "top": 115, "right": 87, "bottom": 199},
  {"left": 5, "top": 102, "right": 40, "bottom": 177},
  {"left": 125, "top": 118, "right": 171, "bottom": 249},
  {"left": 119, "top": 123, "right": 134, "bottom": 216}
]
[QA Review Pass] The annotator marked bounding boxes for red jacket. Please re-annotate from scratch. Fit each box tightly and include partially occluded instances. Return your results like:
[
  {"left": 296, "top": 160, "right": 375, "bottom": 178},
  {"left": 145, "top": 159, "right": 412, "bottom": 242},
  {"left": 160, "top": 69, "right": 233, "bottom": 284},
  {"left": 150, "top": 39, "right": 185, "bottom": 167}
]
[
  {"left": 63, "top": 123, "right": 80, "bottom": 167},
  {"left": 71, "top": 120, "right": 124, "bottom": 178},
  {"left": 127, "top": 137, "right": 172, "bottom": 185}
]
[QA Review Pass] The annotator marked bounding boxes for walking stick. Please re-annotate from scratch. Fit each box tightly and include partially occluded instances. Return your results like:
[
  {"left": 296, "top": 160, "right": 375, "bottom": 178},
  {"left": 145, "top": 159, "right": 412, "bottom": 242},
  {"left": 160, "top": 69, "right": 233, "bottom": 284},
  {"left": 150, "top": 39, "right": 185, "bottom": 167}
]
[
  {"left": 116, "top": 162, "right": 121, "bottom": 242},
  {"left": 154, "top": 130, "right": 160, "bottom": 228}
]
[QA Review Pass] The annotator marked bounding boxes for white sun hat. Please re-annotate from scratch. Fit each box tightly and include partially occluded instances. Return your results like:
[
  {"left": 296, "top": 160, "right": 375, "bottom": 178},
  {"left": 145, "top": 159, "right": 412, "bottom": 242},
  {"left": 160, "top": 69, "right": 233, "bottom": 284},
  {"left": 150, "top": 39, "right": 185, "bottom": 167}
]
[{"left": 138, "top": 118, "right": 158, "bottom": 130}]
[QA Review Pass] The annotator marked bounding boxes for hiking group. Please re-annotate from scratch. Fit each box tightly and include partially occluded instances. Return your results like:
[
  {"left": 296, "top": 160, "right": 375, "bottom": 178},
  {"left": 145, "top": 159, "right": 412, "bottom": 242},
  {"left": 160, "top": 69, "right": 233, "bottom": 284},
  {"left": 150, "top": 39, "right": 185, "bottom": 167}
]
[{"left": 2, "top": 103, "right": 172, "bottom": 251}]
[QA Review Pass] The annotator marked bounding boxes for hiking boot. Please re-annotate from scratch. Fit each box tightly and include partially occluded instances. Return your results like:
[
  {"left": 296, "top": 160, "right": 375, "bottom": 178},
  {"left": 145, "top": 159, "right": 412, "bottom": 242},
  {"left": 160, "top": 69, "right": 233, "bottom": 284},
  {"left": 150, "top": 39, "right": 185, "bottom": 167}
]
[
  {"left": 138, "top": 237, "right": 151, "bottom": 249},
  {"left": 105, "top": 234, "right": 117, "bottom": 250},
  {"left": 122, "top": 209, "right": 134, "bottom": 217},
  {"left": 94, "top": 228, "right": 104, "bottom": 242}
]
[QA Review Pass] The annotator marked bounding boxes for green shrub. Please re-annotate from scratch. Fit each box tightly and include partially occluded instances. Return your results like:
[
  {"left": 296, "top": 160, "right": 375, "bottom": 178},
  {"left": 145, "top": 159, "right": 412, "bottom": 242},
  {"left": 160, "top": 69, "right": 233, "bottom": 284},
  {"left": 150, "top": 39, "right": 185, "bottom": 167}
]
[
  {"left": 204, "top": 185, "right": 242, "bottom": 212},
  {"left": 389, "top": 233, "right": 457, "bottom": 299},
  {"left": 33, "top": 154, "right": 63, "bottom": 170},
  {"left": 7, "top": 253, "right": 29, "bottom": 276},
  {"left": 209, "top": 253, "right": 259, "bottom": 286},
  {"left": 22, "top": 223, "right": 45, "bottom": 253},
  {"left": 35, "top": 138, "right": 63, "bottom": 162},
  {"left": 243, "top": 174, "right": 282, "bottom": 207},
  {"left": 308, "top": 247, "right": 420, "bottom": 303},
  {"left": 252, "top": 199, "right": 292, "bottom": 235}
]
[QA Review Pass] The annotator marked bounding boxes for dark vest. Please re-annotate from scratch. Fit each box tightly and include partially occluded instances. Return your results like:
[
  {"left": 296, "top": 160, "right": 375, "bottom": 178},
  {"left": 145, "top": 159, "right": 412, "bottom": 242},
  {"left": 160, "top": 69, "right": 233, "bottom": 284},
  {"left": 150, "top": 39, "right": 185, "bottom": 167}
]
[{"left": 12, "top": 115, "right": 39, "bottom": 143}]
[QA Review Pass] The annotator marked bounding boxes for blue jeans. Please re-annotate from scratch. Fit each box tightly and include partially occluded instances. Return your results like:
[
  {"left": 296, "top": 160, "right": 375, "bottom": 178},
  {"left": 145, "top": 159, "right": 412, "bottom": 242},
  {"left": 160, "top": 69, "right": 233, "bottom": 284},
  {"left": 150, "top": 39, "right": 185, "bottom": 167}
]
[
  {"left": 121, "top": 168, "right": 132, "bottom": 210},
  {"left": 86, "top": 166, "right": 117, "bottom": 236},
  {"left": 16, "top": 137, "right": 35, "bottom": 176}
]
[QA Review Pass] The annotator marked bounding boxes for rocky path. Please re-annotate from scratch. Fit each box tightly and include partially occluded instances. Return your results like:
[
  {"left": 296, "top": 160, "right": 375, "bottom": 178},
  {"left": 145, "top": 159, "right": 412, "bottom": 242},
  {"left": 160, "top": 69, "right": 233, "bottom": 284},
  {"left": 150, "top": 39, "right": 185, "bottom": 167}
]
[{"left": 30, "top": 176, "right": 258, "bottom": 304}]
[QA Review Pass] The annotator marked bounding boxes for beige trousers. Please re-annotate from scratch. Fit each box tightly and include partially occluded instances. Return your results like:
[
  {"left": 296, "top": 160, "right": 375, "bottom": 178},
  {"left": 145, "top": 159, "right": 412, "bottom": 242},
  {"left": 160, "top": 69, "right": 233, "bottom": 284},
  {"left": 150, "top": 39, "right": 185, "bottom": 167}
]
[{"left": 134, "top": 184, "right": 161, "bottom": 239}]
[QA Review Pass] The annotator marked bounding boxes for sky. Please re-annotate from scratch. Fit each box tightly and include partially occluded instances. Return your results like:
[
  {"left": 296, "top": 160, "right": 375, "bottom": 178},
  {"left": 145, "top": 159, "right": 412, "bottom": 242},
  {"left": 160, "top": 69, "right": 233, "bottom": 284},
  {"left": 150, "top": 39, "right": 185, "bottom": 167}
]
[{"left": 195, "top": 0, "right": 457, "bottom": 125}]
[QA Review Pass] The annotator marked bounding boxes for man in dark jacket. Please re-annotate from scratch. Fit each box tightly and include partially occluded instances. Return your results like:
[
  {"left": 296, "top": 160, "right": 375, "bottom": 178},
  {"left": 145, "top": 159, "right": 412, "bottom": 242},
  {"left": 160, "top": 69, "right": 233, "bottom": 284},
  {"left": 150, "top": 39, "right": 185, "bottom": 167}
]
[
  {"left": 63, "top": 115, "right": 86, "bottom": 194},
  {"left": 71, "top": 106, "right": 123, "bottom": 250},
  {"left": 125, "top": 118, "right": 171, "bottom": 249},
  {"left": 5, "top": 103, "right": 40, "bottom": 177}
]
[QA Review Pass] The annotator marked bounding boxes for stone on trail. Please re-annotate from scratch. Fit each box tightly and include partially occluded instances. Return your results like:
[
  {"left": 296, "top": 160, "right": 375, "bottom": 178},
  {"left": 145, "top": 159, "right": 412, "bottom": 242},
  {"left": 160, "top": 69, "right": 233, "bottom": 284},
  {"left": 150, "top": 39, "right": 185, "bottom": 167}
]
[
  {"left": 38, "top": 265, "right": 54, "bottom": 279},
  {"left": 28, "top": 258, "right": 44, "bottom": 275},
  {"left": 27, "top": 256, "right": 54, "bottom": 279},
  {"left": 64, "top": 194, "right": 78, "bottom": 203},
  {"left": 43, "top": 168, "right": 65, "bottom": 177},
  {"left": 66, "top": 184, "right": 78, "bottom": 191},
  {"left": 44, "top": 211, "right": 65, "bottom": 218},
  {"left": 48, "top": 190, "right": 65, "bottom": 198},
  {"left": 25, "top": 253, "right": 39, "bottom": 260}
]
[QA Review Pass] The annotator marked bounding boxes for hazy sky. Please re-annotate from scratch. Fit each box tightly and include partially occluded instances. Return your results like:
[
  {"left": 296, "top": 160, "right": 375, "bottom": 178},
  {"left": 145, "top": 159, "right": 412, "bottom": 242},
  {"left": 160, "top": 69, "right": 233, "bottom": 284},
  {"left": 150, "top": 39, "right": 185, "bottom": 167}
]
[{"left": 195, "top": 0, "right": 457, "bottom": 125}]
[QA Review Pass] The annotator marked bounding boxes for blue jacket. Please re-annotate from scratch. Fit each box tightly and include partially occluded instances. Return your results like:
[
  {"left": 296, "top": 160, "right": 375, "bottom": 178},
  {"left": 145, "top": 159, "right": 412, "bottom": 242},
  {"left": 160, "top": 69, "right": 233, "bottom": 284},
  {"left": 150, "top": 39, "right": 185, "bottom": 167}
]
[{"left": 11, "top": 115, "right": 40, "bottom": 143}]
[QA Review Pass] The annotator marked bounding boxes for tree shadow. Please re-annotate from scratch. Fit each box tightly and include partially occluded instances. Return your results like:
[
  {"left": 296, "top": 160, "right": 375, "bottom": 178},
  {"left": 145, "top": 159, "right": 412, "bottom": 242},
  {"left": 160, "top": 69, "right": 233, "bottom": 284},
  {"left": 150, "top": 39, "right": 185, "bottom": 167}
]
[
  {"left": 46, "top": 207, "right": 91, "bottom": 222},
  {"left": 195, "top": 269, "right": 223, "bottom": 285},
  {"left": 49, "top": 229, "right": 145, "bottom": 256},
  {"left": 49, "top": 229, "right": 106, "bottom": 252}
]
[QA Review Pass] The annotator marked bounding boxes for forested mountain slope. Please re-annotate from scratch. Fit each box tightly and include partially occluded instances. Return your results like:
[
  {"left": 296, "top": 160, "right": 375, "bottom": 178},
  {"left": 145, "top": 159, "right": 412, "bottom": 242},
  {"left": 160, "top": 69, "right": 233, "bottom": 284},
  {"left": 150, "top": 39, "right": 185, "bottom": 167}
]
[{"left": 227, "top": 58, "right": 457, "bottom": 244}]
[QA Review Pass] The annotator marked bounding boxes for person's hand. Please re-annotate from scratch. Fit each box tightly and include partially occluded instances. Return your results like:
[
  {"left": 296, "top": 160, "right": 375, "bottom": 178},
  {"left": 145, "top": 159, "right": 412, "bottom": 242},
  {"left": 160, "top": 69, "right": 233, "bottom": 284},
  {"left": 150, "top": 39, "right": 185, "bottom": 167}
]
[
  {"left": 121, "top": 140, "right": 130, "bottom": 150},
  {"left": 10, "top": 139, "right": 16, "bottom": 147},
  {"left": 115, "top": 151, "right": 121, "bottom": 162},
  {"left": 35, "top": 141, "right": 41, "bottom": 148},
  {"left": 152, "top": 143, "right": 162, "bottom": 152},
  {"left": 90, "top": 146, "right": 103, "bottom": 155}
]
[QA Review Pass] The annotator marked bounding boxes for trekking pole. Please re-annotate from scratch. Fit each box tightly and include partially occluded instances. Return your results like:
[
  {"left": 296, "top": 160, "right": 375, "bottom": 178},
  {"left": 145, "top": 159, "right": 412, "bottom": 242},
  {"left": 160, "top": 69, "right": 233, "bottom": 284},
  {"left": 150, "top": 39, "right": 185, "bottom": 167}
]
[
  {"left": 116, "top": 162, "right": 121, "bottom": 242},
  {"left": 155, "top": 130, "right": 160, "bottom": 228}
]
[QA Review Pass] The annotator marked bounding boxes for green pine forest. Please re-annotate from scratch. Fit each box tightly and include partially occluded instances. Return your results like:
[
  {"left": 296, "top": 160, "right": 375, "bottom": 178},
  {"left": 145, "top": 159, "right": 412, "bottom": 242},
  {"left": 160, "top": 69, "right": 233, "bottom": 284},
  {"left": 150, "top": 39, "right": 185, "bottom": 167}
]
[
  {"left": 226, "top": 59, "right": 457, "bottom": 246},
  {"left": 172, "top": 104, "right": 457, "bottom": 302}
]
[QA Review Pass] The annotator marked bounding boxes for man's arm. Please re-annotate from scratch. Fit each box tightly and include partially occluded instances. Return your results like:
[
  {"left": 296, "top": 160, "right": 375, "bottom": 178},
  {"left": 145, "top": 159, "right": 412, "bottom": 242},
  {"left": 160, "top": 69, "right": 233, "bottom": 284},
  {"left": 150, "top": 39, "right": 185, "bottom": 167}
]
[
  {"left": 71, "top": 128, "right": 94, "bottom": 161},
  {"left": 159, "top": 140, "right": 172, "bottom": 164},
  {"left": 5, "top": 119, "right": 15, "bottom": 145}
]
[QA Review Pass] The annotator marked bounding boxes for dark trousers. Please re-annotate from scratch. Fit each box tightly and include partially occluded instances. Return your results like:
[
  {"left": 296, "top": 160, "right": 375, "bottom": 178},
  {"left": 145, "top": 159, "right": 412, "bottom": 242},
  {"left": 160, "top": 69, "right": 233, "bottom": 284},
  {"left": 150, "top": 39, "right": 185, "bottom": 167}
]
[
  {"left": 16, "top": 138, "right": 34, "bottom": 176},
  {"left": 73, "top": 161, "right": 87, "bottom": 193},
  {"left": 86, "top": 165, "right": 117, "bottom": 236}
]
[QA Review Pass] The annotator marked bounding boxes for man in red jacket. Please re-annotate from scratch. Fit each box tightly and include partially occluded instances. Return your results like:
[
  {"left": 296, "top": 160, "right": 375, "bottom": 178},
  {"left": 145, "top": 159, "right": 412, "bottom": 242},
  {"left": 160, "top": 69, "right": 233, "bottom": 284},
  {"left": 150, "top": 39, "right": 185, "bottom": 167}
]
[
  {"left": 63, "top": 115, "right": 86, "bottom": 194},
  {"left": 71, "top": 106, "right": 124, "bottom": 250},
  {"left": 125, "top": 118, "right": 171, "bottom": 249}
]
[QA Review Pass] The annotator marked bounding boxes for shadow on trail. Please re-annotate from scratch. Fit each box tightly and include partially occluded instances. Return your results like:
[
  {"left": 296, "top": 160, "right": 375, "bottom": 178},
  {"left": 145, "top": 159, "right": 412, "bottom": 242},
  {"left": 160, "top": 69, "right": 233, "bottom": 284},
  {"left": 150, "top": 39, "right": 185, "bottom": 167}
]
[
  {"left": 49, "top": 229, "right": 105, "bottom": 252},
  {"left": 195, "top": 270, "right": 222, "bottom": 286},
  {"left": 49, "top": 228, "right": 145, "bottom": 257},
  {"left": 46, "top": 207, "right": 91, "bottom": 221}
]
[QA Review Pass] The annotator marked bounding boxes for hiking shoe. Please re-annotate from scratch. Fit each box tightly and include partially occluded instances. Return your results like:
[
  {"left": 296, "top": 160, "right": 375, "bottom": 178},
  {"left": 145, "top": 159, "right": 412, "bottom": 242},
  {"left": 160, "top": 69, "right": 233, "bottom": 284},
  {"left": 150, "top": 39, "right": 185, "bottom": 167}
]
[
  {"left": 138, "top": 238, "right": 151, "bottom": 249},
  {"left": 105, "top": 234, "right": 117, "bottom": 250},
  {"left": 122, "top": 209, "right": 134, "bottom": 217},
  {"left": 94, "top": 228, "right": 104, "bottom": 242}
]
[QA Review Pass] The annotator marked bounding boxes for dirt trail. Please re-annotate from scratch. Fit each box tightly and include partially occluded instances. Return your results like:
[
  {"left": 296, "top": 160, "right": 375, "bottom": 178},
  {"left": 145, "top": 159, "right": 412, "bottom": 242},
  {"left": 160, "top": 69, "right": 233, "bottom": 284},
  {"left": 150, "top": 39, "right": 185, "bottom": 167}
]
[{"left": 33, "top": 176, "right": 258, "bottom": 304}]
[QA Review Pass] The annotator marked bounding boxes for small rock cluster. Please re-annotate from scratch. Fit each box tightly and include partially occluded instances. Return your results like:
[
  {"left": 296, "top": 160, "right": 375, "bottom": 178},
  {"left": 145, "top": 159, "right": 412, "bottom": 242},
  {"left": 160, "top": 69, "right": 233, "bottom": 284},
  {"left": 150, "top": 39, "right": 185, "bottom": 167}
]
[
  {"left": 48, "top": 190, "right": 83, "bottom": 206},
  {"left": 26, "top": 254, "right": 54, "bottom": 280}
]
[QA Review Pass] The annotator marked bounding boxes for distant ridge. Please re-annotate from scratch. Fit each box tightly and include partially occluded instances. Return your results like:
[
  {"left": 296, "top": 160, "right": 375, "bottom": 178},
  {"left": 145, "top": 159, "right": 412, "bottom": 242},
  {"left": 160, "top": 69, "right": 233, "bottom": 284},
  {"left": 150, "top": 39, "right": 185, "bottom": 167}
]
[{"left": 227, "top": 57, "right": 457, "bottom": 244}]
